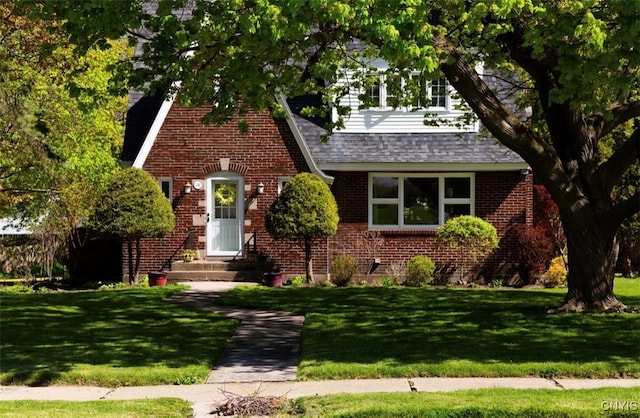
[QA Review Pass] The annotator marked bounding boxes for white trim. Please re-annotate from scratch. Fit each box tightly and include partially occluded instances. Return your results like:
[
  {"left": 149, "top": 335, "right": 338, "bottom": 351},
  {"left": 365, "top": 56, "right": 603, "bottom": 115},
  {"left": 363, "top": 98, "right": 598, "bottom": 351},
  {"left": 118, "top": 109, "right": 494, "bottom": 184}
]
[
  {"left": 277, "top": 176, "right": 292, "bottom": 194},
  {"left": 320, "top": 162, "right": 529, "bottom": 172},
  {"left": 205, "top": 173, "right": 245, "bottom": 257},
  {"left": 157, "top": 177, "right": 173, "bottom": 203},
  {"left": 132, "top": 93, "right": 177, "bottom": 168},
  {"left": 275, "top": 94, "right": 335, "bottom": 185}
]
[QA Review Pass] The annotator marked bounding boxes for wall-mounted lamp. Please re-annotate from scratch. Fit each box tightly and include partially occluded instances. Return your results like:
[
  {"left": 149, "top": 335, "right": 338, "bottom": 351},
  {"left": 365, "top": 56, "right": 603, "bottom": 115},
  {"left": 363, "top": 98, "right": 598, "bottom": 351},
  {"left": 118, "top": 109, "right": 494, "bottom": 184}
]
[
  {"left": 257, "top": 182, "right": 265, "bottom": 194},
  {"left": 520, "top": 167, "right": 532, "bottom": 176},
  {"left": 184, "top": 183, "right": 192, "bottom": 194}
]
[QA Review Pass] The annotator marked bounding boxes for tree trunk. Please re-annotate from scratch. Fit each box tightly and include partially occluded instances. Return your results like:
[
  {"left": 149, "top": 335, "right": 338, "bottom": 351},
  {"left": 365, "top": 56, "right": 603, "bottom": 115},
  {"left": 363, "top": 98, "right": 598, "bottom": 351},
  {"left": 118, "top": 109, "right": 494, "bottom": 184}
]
[
  {"left": 550, "top": 210, "right": 627, "bottom": 313},
  {"left": 304, "top": 239, "right": 314, "bottom": 283},
  {"left": 127, "top": 239, "right": 135, "bottom": 285}
]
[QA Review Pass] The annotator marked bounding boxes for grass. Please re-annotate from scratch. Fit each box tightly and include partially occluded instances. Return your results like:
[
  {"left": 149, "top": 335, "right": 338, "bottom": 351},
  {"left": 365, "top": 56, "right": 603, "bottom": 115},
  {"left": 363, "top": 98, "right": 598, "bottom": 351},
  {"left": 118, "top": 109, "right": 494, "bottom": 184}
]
[
  {"left": 0, "top": 285, "right": 238, "bottom": 386},
  {"left": 215, "top": 278, "right": 640, "bottom": 380},
  {"left": 0, "top": 399, "right": 192, "bottom": 418},
  {"left": 293, "top": 387, "right": 640, "bottom": 417}
]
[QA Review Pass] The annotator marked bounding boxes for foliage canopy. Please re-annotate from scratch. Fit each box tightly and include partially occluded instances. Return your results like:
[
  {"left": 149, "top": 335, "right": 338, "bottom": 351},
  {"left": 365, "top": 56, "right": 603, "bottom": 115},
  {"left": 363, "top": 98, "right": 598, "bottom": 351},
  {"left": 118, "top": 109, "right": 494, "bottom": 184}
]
[{"left": 28, "top": 0, "right": 640, "bottom": 310}]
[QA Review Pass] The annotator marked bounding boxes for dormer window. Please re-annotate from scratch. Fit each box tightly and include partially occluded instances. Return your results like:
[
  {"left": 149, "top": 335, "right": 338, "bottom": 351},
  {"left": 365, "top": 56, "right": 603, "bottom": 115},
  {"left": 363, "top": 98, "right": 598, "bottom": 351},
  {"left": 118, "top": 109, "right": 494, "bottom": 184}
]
[{"left": 361, "top": 73, "right": 450, "bottom": 111}]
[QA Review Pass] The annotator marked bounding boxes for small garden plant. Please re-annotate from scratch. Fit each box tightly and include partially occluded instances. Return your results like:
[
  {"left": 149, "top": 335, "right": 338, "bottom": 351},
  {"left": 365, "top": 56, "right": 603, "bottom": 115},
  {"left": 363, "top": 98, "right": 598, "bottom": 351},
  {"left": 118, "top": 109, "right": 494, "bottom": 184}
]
[
  {"left": 404, "top": 255, "right": 435, "bottom": 286},
  {"left": 329, "top": 254, "right": 359, "bottom": 287}
]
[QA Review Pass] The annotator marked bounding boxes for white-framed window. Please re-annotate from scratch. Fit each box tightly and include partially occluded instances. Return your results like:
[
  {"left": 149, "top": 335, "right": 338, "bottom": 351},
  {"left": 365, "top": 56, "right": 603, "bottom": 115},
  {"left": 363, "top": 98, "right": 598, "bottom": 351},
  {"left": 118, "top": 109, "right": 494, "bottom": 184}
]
[
  {"left": 362, "top": 73, "right": 450, "bottom": 111},
  {"left": 369, "top": 173, "right": 474, "bottom": 230},
  {"left": 277, "top": 177, "right": 292, "bottom": 194},
  {"left": 158, "top": 177, "right": 173, "bottom": 202}
]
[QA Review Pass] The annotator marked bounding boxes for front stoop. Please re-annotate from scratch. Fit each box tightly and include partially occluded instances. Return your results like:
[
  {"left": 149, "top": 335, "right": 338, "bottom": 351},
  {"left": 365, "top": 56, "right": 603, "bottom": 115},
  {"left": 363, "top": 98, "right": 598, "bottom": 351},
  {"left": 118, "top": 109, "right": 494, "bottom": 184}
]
[{"left": 167, "top": 260, "right": 267, "bottom": 283}]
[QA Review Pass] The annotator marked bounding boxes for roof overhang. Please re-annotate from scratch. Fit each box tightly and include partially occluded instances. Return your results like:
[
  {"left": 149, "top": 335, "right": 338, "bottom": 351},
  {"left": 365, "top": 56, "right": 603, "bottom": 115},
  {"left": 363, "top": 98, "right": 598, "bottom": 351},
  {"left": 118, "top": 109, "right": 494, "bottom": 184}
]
[
  {"left": 319, "top": 162, "right": 530, "bottom": 172},
  {"left": 276, "top": 94, "right": 334, "bottom": 185}
]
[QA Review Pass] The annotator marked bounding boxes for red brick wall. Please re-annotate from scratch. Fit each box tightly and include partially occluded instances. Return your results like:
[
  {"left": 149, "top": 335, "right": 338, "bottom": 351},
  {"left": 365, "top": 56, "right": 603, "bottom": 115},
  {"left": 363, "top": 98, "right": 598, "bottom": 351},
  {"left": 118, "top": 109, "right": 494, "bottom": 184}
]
[
  {"left": 125, "top": 104, "right": 532, "bottom": 283},
  {"left": 327, "top": 171, "right": 533, "bottom": 283},
  {"left": 126, "top": 104, "right": 314, "bottom": 280}
]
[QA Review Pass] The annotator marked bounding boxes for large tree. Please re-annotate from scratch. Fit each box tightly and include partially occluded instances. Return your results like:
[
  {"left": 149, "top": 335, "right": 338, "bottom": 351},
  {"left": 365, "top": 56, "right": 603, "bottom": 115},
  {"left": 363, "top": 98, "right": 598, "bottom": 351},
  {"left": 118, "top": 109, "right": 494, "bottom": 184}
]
[
  {"left": 2, "top": 0, "right": 128, "bottom": 279},
  {"left": 31, "top": 0, "right": 640, "bottom": 311}
]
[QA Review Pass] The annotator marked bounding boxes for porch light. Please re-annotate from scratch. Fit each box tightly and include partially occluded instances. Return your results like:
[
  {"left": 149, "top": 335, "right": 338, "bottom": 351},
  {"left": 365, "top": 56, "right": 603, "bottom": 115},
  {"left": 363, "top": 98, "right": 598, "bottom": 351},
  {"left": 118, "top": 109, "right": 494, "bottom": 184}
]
[
  {"left": 257, "top": 182, "right": 265, "bottom": 194},
  {"left": 184, "top": 183, "right": 192, "bottom": 194}
]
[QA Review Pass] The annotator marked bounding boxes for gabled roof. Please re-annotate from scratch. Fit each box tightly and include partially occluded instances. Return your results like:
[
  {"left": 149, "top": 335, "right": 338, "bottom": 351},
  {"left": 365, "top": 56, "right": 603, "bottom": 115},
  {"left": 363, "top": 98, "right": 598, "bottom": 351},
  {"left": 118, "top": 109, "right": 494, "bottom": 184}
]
[{"left": 122, "top": 92, "right": 526, "bottom": 174}]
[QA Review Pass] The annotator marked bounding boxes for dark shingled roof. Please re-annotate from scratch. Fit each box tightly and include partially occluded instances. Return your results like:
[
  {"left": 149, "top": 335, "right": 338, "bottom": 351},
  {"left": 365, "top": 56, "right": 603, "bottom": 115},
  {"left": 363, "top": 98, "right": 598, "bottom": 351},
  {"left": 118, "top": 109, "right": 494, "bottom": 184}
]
[
  {"left": 292, "top": 113, "right": 525, "bottom": 166},
  {"left": 120, "top": 91, "right": 164, "bottom": 163}
]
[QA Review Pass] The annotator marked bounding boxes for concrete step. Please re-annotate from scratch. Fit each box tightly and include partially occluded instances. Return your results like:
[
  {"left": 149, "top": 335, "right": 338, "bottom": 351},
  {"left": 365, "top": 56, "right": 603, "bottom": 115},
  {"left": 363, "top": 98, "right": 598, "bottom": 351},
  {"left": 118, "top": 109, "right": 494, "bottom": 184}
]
[
  {"left": 167, "top": 260, "right": 268, "bottom": 283},
  {"left": 171, "top": 260, "right": 268, "bottom": 272},
  {"left": 167, "top": 270, "right": 262, "bottom": 282}
]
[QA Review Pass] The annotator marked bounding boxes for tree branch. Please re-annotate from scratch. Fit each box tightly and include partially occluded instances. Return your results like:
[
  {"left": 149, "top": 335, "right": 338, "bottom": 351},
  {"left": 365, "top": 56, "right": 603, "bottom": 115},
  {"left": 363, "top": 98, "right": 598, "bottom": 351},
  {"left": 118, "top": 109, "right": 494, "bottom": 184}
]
[
  {"left": 432, "top": 33, "right": 565, "bottom": 184},
  {"left": 600, "top": 99, "right": 640, "bottom": 138},
  {"left": 596, "top": 126, "right": 640, "bottom": 195}
]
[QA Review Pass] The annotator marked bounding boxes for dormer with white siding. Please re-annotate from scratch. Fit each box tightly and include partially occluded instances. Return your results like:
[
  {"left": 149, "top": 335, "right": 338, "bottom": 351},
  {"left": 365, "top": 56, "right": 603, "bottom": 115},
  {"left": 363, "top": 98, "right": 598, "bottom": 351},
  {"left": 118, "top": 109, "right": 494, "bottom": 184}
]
[{"left": 334, "top": 58, "right": 482, "bottom": 134}]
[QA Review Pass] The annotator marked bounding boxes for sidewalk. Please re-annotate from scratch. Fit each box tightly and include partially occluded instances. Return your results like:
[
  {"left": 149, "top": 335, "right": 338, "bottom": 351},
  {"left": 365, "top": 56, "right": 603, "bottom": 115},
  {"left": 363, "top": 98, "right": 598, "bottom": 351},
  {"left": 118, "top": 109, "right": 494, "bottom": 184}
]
[{"left": 3, "top": 378, "right": 640, "bottom": 417}]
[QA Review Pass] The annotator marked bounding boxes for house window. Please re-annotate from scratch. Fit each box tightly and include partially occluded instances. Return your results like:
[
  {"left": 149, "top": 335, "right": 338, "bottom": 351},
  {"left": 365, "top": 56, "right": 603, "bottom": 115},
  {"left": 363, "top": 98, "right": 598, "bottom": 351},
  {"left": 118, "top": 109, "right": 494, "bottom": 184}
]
[
  {"left": 369, "top": 173, "right": 474, "bottom": 229},
  {"left": 158, "top": 177, "right": 172, "bottom": 202},
  {"left": 278, "top": 177, "right": 291, "bottom": 194},
  {"left": 362, "top": 73, "right": 450, "bottom": 111},
  {"left": 430, "top": 77, "right": 448, "bottom": 108},
  {"left": 409, "top": 75, "right": 448, "bottom": 109}
]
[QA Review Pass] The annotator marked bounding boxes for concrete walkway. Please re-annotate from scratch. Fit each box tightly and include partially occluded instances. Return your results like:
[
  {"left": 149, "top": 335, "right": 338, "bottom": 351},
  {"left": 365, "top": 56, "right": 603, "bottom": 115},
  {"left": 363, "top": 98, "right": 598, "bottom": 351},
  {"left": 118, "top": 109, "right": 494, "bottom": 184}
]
[
  {"left": 3, "top": 282, "right": 640, "bottom": 417},
  {"left": 167, "top": 282, "right": 303, "bottom": 383}
]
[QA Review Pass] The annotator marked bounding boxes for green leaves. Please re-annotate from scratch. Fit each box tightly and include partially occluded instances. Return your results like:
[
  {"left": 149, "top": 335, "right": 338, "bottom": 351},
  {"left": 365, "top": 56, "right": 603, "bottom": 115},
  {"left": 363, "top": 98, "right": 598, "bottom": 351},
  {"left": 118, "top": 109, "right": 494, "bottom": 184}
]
[
  {"left": 89, "top": 168, "right": 175, "bottom": 240},
  {"left": 436, "top": 215, "right": 498, "bottom": 261},
  {"left": 265, "top": 173, "right": 339, "bottom": 241}
]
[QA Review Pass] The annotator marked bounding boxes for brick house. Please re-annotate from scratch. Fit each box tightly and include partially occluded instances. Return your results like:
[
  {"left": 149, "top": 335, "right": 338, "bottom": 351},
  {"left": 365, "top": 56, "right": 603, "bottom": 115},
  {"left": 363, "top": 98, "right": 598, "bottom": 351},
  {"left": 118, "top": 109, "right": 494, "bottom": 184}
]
[{"left": 121, "top": 63, "right": 532, "bottom": 284}]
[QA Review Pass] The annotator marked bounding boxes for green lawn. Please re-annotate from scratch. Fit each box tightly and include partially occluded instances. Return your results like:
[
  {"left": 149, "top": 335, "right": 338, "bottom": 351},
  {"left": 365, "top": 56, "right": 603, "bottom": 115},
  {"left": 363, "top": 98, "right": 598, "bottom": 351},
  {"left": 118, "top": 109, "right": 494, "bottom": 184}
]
[
  {"left": 293, "top": 387, "right": 640, "bottom": 417},
  {"left": 0, "top": 286, "right": 238, "bottom": 386},
  {"left": 3, "top": 388, "right": 639, "bottom": 417},
  {"left": 216, "top": 278, "right": 640, "bottom": 380},
  {"left": 0, "top": 399, "right": 192, "bottom": 418}
]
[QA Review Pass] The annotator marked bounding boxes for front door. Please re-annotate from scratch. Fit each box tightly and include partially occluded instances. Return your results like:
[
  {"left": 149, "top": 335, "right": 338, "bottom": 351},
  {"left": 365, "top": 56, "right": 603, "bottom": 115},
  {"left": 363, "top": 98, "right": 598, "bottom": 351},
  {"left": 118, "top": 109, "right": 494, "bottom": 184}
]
[{"left": 206, "top": 175, "right": 244, "bottom": 257}]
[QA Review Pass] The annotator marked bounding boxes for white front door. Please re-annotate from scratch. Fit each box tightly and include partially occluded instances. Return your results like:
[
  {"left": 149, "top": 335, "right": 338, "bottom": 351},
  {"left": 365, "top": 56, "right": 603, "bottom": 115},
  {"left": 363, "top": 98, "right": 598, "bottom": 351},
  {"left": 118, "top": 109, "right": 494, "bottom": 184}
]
[{"left": 206, "top": 175, "right": 244, "bottom": 257}]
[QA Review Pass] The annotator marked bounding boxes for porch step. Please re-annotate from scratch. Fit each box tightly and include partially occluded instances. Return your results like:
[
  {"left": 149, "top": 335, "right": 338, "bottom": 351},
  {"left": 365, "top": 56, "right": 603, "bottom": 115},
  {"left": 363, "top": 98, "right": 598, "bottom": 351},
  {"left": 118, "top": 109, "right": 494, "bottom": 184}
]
[{"left": 166, "top": 260, "right": 269, "bottom": 283}]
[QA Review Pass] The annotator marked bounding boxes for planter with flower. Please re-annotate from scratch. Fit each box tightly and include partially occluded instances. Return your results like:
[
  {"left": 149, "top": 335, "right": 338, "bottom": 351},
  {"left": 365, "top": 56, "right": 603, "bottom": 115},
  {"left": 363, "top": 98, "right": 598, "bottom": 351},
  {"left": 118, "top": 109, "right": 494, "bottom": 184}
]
[{"left": 181, "top": 249, "right": 197, "bottom": 262}]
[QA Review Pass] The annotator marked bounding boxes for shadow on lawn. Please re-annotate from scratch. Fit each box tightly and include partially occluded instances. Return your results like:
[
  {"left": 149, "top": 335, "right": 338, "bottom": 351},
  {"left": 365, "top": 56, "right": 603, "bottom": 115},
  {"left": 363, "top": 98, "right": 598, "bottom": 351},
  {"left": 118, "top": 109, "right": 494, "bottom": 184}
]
[
  {"left": 0, "top": 287, "right": 237, "bottom": 385},
  {"left": 218, "top": 284, "right": 640, "bottom": 377}
]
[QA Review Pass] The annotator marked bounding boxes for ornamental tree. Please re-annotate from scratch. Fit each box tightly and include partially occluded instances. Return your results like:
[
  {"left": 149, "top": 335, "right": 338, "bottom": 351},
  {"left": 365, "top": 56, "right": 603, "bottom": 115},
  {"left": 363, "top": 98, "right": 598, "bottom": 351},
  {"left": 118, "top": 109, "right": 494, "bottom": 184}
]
[
  {"left": 32, "top": 0, "right": 640, "bottom": 311},
  {"left": 436, "top": 215, "right": 498, "bottom": 282},
  {"left": 89, "top": 168, "right": 175, "bottom": 284},
  {"left": 265, "top": 173, "right": 339, "bottom": 283}
]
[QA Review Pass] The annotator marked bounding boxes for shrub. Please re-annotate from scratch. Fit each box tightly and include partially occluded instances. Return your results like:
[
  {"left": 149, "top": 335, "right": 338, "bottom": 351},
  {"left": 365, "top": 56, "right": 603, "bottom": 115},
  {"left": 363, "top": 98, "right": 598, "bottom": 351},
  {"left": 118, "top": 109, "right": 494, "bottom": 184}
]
[
  {"left": 436, "top": 216, "right": 498, "bottom": 260},
  {"left": 265, "top": 173, "right": 339, "bottom": 283},
  {"left": 544, "top": 256, "right": 568, "bottom": 287},
  {"left": 89, "top": 168, "right": 175, "bottom": 284},
  {"left": 380, "top": 276, "right": 396, "bottom": 287},
  {"left": 436, "top": 216, "right": 498, "bottom": 281},
  {"left": 514, "top": 224, "right": 555, "bottom": 285},
  {"left": 330, "top": 254, "right": 359, "bottom": 287},
  {"left": 287, "top": 275, "right": 307, "bottom": 287},
  {"left": 405, "top": 255, "right": 436, "bottom": 287}
]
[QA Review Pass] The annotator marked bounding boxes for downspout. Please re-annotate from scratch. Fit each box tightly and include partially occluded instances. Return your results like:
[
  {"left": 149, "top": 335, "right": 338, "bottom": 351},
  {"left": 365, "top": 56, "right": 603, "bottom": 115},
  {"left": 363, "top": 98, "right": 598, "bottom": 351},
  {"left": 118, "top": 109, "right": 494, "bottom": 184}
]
[{"left": 275, "top": 94, "right": 334, "bottom": 185}]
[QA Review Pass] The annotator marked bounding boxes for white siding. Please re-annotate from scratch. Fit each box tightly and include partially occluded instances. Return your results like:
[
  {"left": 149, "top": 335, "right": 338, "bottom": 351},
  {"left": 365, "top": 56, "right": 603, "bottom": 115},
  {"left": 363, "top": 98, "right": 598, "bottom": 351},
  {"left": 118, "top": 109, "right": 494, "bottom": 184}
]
[{"left": 333, "top": 59, "right": 481, "bottom": 134}]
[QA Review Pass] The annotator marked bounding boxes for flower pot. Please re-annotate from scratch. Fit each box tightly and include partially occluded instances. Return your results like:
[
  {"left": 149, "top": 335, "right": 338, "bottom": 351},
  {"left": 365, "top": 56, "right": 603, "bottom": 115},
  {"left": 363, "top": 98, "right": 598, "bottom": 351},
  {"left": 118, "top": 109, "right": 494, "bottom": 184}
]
[
  {"left": 263, "top": 272, "right": 283, "bottom": 287},
  {"left": 148, "top": 271, "right": 168, "bottom": 287}
]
